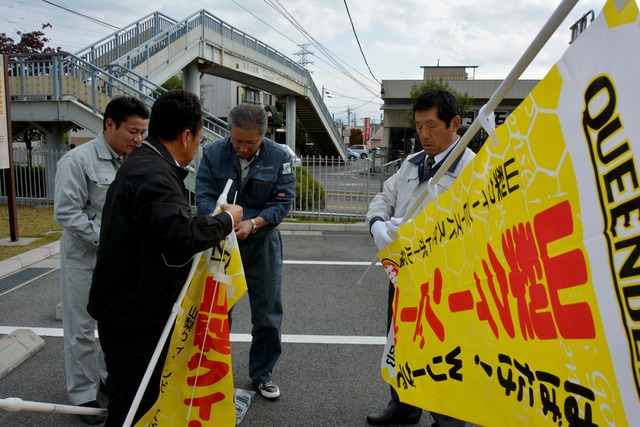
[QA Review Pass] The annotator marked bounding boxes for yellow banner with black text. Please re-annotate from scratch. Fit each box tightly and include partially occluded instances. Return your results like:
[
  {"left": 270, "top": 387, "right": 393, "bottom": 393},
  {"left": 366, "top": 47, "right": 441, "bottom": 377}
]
[
  {"left": 135, "top": 233, "right": 247, "bottom": 427},
  {"left": 379, "top": 1, "right": 640, "bottom": 425}
]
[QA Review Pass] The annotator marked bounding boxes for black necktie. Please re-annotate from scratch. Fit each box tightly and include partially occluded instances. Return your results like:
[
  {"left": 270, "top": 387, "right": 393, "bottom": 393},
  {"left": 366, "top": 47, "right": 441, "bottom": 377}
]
[{"left": 424, "top": 156, "right": 435, "bottom": 176}]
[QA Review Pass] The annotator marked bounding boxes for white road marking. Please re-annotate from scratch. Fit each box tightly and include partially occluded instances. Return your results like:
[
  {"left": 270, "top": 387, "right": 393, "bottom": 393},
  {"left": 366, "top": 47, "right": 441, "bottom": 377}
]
[
  {"left": 284, "top": 260, "right": 381, "bottom": 265},
  {"left": 0, "top": 326, "right": 385, "bottom": 345}
]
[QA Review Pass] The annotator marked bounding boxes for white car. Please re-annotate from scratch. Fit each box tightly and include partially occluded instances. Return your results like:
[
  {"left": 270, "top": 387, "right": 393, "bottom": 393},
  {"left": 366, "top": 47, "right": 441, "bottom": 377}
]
[
  {"left": 349, "top": 144, "right": 369, "bottom": 159},
  {"left": 278, "top": 143, "right": 302, "bottom": 167}
]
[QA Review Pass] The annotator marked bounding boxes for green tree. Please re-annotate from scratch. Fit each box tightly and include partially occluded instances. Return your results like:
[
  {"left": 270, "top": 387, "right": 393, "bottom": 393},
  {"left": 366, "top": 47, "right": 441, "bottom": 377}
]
[
  {"left": 295, "top": 117, "right": 308, "bottom": 151},
  {"left": 404, "top": 79, "right": 473, "bottom": 128},
  {"left": 294, "top": 165, "right": 325, "bottom": 210},
  {"left": 152, "top": 75, "right": 184, "bottom": 99},
  {"left": 349, "top": 128, "right": 363, "bottom": 146},
  {"left": 162, "top": 75, "right": 183, "bottom": 90}
]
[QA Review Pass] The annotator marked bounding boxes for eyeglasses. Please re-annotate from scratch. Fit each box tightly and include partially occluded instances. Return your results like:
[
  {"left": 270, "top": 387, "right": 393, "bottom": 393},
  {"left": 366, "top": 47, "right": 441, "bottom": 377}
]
[{"left": 231, "top": 138, "right": 262, "bottom": 148}]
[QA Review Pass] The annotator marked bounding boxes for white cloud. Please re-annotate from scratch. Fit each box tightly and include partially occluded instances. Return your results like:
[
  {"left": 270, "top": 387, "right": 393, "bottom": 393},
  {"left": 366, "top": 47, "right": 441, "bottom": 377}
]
[{"left": 0, "top": 0, "right": 608, "bottom": 122}]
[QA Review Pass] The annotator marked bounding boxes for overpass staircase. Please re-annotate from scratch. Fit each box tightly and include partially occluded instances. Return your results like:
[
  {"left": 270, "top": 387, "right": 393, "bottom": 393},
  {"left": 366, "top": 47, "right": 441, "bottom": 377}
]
[{"left": 7, "top": 8, "right": 347, "bottom": 196}]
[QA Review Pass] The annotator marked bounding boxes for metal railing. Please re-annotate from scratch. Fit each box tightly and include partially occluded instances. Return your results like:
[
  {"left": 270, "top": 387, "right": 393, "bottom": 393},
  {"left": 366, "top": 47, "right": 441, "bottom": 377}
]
[
  {"left": 106, "top": 9, "right": 342, "bottom": 149},
  {"left": 7, "top": 52, "right": 229, "bottom": 141},
  {"left": 8, "top": 7, "right": 343, "bottom": 156},
  {"left": 291, "top": 156, "right": 375, "bottom": 221},
  {"left": 74, "top": 12, "right": 178, "bottom": 68},
  {"left": 2, "top": 148, "right": 402, "bottom": 220},
  {"left": 0, "top": 146, "right": 65, "bottom": 206}
]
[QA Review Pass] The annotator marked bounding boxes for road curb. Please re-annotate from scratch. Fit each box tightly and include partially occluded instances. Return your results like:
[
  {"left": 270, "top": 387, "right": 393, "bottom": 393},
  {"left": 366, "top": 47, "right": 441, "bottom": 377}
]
[{"left": 0, "top": 242, "right": 60, "bottom": 280}]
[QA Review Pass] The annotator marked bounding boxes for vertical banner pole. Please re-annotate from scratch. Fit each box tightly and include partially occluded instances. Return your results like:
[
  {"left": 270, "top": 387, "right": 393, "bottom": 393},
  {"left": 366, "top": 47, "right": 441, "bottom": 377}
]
[
  {"left": 0, "top": 54, "right": 19, "bottom": 241},
  {"left": 403, "top": 0, "right": 580, "bottom": 221}
]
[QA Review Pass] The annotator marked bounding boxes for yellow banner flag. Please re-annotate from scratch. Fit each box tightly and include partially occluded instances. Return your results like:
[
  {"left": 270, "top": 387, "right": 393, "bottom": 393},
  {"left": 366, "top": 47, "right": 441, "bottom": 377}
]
[
  {"left": 378, "top": 1, "right": 640, "bottom": 425},
  {"left": 135, "top": 232, "right": 247, "bottom": 427}
]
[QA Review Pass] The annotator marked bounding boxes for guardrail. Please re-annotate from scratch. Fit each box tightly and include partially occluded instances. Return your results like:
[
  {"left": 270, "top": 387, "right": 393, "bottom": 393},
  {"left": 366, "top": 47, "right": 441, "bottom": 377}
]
[
  {"left": 2, "top": 147, "right": 401, "bottom": 220},
  {"left": 74, "top": 12, "right": 177, "bottom": 68}
]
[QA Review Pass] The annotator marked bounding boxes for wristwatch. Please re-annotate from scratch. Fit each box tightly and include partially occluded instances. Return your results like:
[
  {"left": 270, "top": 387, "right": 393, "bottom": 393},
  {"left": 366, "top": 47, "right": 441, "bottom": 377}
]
[{"left": 250, "top": 218, "right": 258, "bottom": 234}]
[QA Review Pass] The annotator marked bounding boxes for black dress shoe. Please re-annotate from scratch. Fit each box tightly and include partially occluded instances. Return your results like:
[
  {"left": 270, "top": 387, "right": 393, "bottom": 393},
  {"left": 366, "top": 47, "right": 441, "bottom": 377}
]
[
  {"left": 78, "top": 400, "right": 107, "bottom": 425},
  {"left": 366, "top": 405, "right": 422, "bottom": 426}
]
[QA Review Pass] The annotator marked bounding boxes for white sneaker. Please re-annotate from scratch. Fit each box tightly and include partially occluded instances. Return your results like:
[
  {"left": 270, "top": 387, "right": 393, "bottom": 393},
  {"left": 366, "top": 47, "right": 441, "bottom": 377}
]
[{"left": 253, "top": 381, "right": 280, "bottom": 399}]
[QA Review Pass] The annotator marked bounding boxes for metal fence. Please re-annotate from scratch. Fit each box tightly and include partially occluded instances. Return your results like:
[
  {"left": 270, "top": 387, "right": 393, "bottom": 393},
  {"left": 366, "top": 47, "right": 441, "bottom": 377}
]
[
  {"left": 0, "top": 145, "right": 64, "bottom": 206},
  {"left": 1, "top": 147, "right": 400, "bottom": 221},
  {"left": 291, "top": 156, "right": 387, "bottom": 221}
]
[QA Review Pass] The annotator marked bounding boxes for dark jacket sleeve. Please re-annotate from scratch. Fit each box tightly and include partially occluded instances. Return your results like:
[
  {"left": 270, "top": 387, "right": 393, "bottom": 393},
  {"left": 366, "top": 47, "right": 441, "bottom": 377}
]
[{"left": 135, "top": 169, "right": 233, "bottom": 266}]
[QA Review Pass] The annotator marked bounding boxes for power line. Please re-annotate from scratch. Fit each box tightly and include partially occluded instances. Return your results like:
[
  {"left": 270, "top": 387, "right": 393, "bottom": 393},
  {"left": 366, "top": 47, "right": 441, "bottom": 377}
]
[
  {"left": 229, "top": 0, "right": 300, "bottom": 46},
  {"left": 343, "top": 0, "right": 380, "bottom": 85},
  {"left": 262, "top": 0, "right": 379, "bottom": 98},
  {"left": 39, "top": 0, "right": 120, "bottom": 31},
  {"left": 322, "top": 88, "right": 377, "bottom": 104}
]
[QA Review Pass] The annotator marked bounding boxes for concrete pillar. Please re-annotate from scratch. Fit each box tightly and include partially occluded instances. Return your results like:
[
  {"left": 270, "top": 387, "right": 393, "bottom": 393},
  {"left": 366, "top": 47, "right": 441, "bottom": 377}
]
[
  {"left": 42, "top": 131, "right": 64, "bottom": 152},
  {"left": 182, "top": 62, "right": 200, "bottom": 97},
  {"left": 285, "top": 95, "right": 296, "bottom": 150},
  {"left": 43, "top": 126, "right": 65, "bottom": 199}
]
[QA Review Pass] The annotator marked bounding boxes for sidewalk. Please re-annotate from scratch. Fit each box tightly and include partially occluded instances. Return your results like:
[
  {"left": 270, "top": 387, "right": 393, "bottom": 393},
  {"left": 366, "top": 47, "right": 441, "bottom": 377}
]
[{"left": 0, "top": 241, "right": 61, "bottom": 279}]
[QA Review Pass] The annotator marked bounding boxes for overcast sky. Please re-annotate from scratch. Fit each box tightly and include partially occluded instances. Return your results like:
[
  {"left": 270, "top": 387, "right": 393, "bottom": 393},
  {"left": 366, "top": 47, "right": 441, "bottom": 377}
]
[{"left": 1, "top": 0, "right": 607, "bottom": 124}]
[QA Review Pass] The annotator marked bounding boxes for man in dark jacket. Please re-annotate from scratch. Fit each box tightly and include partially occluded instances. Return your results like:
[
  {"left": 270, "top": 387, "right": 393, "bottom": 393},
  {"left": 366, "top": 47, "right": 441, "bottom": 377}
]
[{"left": 87, "top": 90, "right": 243, "bottom": 427}]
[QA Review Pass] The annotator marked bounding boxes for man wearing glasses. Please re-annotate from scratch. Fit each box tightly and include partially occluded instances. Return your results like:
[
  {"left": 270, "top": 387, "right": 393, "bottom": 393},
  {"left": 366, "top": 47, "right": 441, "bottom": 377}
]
[{"left": 195, "top": 103, "right": 296, "bottom": 400}]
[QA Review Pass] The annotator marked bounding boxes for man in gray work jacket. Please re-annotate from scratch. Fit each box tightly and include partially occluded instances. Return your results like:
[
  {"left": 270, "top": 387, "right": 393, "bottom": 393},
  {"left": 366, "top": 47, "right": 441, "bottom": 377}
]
[
  {"left": 54, "top": 96, "right": 149, "bottom": 424},
  {"left": 196, "top": 103, "right": 295, "bottom": 401},
  {"left": 366, "top": 89, "right": 474, "bottom": 427}
]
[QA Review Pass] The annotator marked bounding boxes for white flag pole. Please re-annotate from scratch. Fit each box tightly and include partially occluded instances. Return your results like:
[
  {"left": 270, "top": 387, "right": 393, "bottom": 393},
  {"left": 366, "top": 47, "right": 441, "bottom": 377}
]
[
  {"left": 358, "top": 0, "right": 579, "bottom": 285},
  {"left": 0, "top": 397, "right": 107, "bottom": 417},
  {"left": 122, "top": 251, "right": 203, "bottom": 427},
  {"left": 123, "top": 179, "right": 234, "bottom": 427},
  {"left": 403, "top": 0, "right": 579, "bottom": 221}
]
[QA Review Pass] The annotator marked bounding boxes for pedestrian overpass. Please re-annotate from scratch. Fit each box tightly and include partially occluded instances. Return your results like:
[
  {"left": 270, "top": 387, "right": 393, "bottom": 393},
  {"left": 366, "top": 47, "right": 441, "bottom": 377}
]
[{"left": 8, "top": 10, "right": 346, "bottom": 158}]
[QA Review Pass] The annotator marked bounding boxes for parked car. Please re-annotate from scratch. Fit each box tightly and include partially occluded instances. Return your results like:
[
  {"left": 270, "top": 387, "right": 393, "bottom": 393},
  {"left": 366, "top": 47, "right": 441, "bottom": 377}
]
[
  {"left": 349, "top": 144, "right": 369, "bottom": 159},
  {"left": 346, "top": 148, "right": 359, "bottom": 160},
  {"left": 278, "top": 143, "right": 302, "bottom": 167}
]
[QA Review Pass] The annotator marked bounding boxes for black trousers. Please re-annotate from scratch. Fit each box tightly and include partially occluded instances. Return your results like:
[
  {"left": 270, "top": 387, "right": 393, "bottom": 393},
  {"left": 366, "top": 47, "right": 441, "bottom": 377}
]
[{"left": 98, "top": 319, "right": 170, "bottom": 427}]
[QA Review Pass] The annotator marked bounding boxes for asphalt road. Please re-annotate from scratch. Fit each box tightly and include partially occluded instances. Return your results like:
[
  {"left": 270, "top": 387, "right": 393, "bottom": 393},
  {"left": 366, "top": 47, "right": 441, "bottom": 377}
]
[{"left": 0, "top": 225, "right": 479, "bottom": 427}]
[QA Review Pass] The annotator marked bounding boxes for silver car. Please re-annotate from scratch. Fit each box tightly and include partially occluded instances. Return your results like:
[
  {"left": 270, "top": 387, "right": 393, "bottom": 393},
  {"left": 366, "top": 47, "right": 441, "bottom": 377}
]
[{"left": 349, "top": 144, "right": 369, "bottom": 159}]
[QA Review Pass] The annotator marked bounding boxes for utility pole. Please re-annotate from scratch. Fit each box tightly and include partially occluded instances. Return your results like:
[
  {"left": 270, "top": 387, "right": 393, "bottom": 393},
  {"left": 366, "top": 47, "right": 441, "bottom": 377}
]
[
  {"left": 294, "top": 44, "right": 314, "bottom": 70},
  {"left": 1, "top": 54, "right": 19, "bottom": 241},
  {"left": 322, "top": 85, "right": 329, "bottom": 100},
  {"left": 347, "top": 106, "right": 352, "bottom": 127}
]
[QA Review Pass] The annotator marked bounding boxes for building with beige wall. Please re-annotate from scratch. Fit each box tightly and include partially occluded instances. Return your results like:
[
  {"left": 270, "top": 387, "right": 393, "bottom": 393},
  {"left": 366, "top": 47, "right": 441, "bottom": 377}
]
[{"left": 380, "top": 66, "right": 540, "bottom": 161}]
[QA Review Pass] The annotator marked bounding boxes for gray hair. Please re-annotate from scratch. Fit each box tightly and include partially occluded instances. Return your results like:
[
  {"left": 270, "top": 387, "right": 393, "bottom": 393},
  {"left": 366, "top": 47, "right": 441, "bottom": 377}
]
[{"left": 228, "top": 103, "right": 268, "bottom": 135}]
